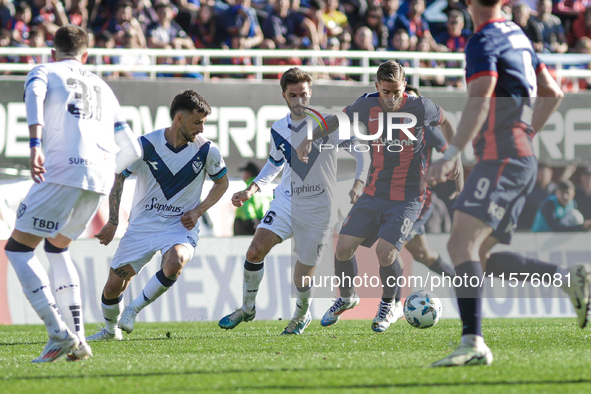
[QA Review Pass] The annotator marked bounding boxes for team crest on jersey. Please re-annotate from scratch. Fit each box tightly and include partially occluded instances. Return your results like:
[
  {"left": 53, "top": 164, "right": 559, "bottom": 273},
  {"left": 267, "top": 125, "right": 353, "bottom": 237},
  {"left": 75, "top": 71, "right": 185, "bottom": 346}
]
[
  {"left": 403, "top": 117, "right": 413, "bottom": 124},
  {"left": 343, "top": 215, "right": 350, "bottom": 227},
  {"left": 192, "top": 161, "right": 204, "bottom": 174},
  {"left": 17, "top": 203, "right": 26, "bottom": 218},
  {"left": 187, "top": 236, "right": 197, "bottom": 247}
]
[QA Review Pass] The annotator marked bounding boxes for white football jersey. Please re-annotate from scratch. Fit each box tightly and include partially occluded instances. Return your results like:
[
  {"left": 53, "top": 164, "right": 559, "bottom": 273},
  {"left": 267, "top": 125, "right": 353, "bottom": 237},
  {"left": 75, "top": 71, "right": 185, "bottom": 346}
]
[
  {"left": 123, "top": 130, "right": 226, "bottom": 233},
  {"left": 267, "top": 113, "right": 355, "bottom": 227},
  {"left": 24, "top": 59, "right": 129, "bottom": 195}
]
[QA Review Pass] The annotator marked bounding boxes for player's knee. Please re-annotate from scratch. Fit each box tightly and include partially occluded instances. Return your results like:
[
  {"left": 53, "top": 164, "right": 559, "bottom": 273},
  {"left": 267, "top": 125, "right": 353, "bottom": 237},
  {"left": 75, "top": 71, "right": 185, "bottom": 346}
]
[
  {"left": 103, "top": 282, "right": 124, "bottom": 300},
  {"left": 247, "top": 245, "right": 262, "bottom": 262},
  {"left": 163, "top": 260, "right": 183, "bottom": 278},
  {"left": 412, "top": 249, "right": 428, "bottom": 263},
  {"left": 335, "top": 242, "right": 354, "bottom": 261},
  {"left": 376, "top": 247, "right": 397, "bottom": 267}
]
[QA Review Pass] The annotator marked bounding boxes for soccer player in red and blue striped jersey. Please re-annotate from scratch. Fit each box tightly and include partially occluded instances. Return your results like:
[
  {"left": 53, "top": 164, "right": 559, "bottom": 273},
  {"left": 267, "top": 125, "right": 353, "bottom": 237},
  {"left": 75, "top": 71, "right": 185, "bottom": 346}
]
[
  {"left": 300, "top": 60, "right": 460, "bottom": 332},
  {"left": 425, "top": 0, "right": 590, "bottom": 367}
]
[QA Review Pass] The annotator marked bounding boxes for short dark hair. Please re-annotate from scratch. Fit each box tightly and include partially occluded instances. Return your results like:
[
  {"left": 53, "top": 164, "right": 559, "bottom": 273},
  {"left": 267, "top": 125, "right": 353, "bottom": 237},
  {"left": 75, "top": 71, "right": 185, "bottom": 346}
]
[
  {"left": 96, "top": 30, "right": 113, "bottom": 43},
  {"left": 53, "top": 25, "right": 88, "bottom": 57},
  {"left": 405, "top": 84, "right": 420, "bottom": 96},
  {"left": 377, "top": 60, "right": 406, "bottom": 83},
  {"left": 170, "top": 90, "right": 211, "bottom": 119},
  {"left": 280, "top": 67, "right": 313, "bottom": 92},
  {"left": 475, "top": 0, "right": 504, "bottom": 7},
  {"left": 16, "top": 1, "right": 30, "bottom": 13},
  {"left": 557, "top": 180, "right": 575, "bottom": 192}
]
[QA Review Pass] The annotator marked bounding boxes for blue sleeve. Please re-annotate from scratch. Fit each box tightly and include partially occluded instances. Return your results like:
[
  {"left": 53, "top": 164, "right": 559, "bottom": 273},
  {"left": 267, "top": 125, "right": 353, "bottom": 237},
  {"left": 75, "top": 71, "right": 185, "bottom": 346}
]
[
  {"left": 344, "top": 95, "right": 367, "bottom": 123},
  {"left": 465, "top": 33, "right": 498, "bottom": 83},
  {"left": 421, "top": 97, "right": 443, "bottom": 127},
  {"left": 425, "top": 126, "right": 447, "bottom": 152}
]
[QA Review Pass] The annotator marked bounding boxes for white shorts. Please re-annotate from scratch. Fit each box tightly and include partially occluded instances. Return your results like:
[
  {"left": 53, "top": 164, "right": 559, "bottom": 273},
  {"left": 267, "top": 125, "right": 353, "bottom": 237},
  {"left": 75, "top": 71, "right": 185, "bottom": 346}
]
[
  {"left": 15, "top": 182, "right": 103, "bottom": 240},
  {"left": 110, "top": 228, "right": 199, "bottom": 274},
  {"left": 258, "top": 200, "right": 333, "bottom": 266}
]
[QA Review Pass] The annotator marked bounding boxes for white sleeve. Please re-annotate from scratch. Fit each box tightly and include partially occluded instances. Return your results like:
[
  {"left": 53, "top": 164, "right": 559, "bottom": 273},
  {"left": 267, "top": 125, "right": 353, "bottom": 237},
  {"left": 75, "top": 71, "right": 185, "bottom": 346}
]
[
  {"left": 113, "top": 109, "right": 141, "bottom": 174},
  {"left": 341, "top": 138, "right": 370, "bottom": 182},
  {"left": 205, "top": 142, "right": 227, "bottom": 180},
  {"left": 253, "top": 159, "right": 284, "bottom": 188},
  {"left": 24, "top": 66, "right": 49, "bottom": 126}
]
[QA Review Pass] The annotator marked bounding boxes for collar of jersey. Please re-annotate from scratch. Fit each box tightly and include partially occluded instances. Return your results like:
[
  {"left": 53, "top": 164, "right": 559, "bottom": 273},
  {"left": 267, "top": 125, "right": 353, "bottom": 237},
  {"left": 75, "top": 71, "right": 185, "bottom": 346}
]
[
  {"left": 161, "top": 129, "right": 190, "bottom": 153},
  {"left": 476, "top": 18, "right": 506, "bottom": 33},
  {"left": 287, "top": 113, "right": 308, "bottom": 133}
]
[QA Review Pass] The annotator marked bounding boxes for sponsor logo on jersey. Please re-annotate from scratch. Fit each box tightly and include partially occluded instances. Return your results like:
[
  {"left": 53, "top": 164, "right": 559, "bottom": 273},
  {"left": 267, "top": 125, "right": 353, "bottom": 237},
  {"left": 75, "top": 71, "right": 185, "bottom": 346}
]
[
  {"left": 192, "top": 161, "right": 204, "bottom": 174},
  {"left": 145, "top": 197, "right": 183, "bottom": 217},
  {"left": 69, "top": 157, "right": 99, "bottom": 166},
  {"left": 32, "top": 217, "right": 59, "bottom": 232},
  {"left": 285, "top": 181, "right": 325, "bottom": 198},
  {"left": 147, "top": 160, "right": 159, "bottom": 170},
  {"left": 17, "top": 203, "right": 26, "bottom": 218},
  {"left": 488, "top": 201, "right": 506, "bottom": 221}
]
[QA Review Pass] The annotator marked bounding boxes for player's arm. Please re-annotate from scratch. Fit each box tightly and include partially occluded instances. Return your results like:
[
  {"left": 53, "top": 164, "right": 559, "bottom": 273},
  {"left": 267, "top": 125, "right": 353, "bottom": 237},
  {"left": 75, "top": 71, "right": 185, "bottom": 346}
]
[
  {"left": 181, "top": 174, "right": 229, "bottom": 231},
  {"left": 532, "top": 67, "right": 564, "bottom": 134},
  {"left": 342, "top": 139, "right": 369, "bottom": 204},
  {"left": 438, "top": 111, "right": 461, "bottom": 180},
  {"left": 24, "top": 68, "right": 48, "bottom": 183},
  {"left": 232, "top": 160, "right": 284, "bottom": 207},
  {"left": 425, "top": 76, "right": 496, "bottom": 185},
  {"left": 113, "top": 120, "right": 142, "bottom": 174},
  {"left": 95, "top": 172, "right": 127, "bottom": 245}
]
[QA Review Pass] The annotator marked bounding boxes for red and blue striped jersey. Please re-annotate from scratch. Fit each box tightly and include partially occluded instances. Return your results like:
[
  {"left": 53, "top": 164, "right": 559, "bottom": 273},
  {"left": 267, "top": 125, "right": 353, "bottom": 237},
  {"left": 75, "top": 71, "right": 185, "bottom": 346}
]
[
  {"left": 344, "top": 92, "right": 443, "bottom": 202},
  {"left": 466, "top": 18, "right": 545, "bottom": 162}
]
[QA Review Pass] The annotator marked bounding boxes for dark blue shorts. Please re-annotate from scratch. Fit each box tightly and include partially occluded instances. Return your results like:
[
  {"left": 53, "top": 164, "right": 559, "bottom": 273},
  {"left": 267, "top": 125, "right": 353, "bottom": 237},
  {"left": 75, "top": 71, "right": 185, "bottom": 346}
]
[
  {"left": 406, "top": 203, "right": 434, "bottom": 241},
  {"left": 453, "top": 156, "right": 537, "bottom": 244},
  {"left": 340, "top": 193, "right": 423, "bottom": 250}
]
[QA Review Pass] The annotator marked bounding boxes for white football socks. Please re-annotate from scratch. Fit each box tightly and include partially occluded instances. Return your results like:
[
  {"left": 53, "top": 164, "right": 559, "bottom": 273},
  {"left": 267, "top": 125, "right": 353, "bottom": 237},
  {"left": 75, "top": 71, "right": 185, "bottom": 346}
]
[
  {"left": 293, "top": 287, "right": 312, "bottom": 319},
  {"left": 46, "top": 249, "right": 85, "bottom": 340},
  {"left": 101, "top": 296, "right": 123, "bottom": 333},
  {"left": 128, "top": 269, "right": 174, "bottom": 313},
  {"left": 6, "top": 250, "right": 68, "bottom": 339},
  {"left": 243, "top": 260, "right": 264, "bottom": 313}
]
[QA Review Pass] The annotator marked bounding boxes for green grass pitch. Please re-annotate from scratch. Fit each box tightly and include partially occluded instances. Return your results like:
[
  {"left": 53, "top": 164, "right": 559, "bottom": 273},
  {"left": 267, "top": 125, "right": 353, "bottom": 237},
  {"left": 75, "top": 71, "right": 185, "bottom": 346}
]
[{"left": 1, "top": 319, "right": 591, "bottom": 393}]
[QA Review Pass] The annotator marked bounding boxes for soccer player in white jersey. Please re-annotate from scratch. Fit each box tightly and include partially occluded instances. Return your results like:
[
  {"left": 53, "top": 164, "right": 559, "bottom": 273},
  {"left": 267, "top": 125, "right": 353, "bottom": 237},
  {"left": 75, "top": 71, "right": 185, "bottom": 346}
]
[
  {"left": 3, "top": 25, "right": 141, "bottom": 363},
  {"left": 88, "top": 90, "right": 229, "bottom": 340},
  {"left": 218, "top": 68, "right": 370, "bottom": 334}
]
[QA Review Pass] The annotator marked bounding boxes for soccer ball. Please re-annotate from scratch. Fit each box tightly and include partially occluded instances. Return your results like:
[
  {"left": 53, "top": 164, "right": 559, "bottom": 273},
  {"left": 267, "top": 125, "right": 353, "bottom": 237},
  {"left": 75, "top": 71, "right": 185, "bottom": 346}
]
[{"left": 403, "top": 290, "right": 442, "bottom": 329}]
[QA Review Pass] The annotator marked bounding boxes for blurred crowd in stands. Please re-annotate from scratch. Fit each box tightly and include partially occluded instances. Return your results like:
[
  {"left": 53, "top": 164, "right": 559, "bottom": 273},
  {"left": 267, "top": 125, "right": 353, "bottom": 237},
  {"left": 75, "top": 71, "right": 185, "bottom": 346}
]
[{"left": 1, "top": 0, "right": 591, "bottom": 87}]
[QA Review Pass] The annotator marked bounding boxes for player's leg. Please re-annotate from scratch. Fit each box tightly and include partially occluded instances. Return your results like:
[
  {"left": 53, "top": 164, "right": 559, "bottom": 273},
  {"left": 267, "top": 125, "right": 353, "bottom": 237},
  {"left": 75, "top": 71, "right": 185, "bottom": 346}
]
[
  {"left": 119, "top": 243, "right": 192, "bottom": 334},
  {"left": 431, "top": 211, "right": 494, "bottom": 367},
  {"left": 282, "top": 261, "right": 315, "bottom": 335},
  {"left": 319, "top": 234, "right": 365, "bottom": 327},
  {"left": 371, "top": 200, "right": 424, "bottom": 332},
  {"left": 6, "top": 183, "right": 88, "bottom": 362},
  {"left": 5, "top": 230, "right": 79, "bottom": 362},
  {"left": 88, "top": 230, "right": 155, "bottom": 340},
  {"left": 372, "top": 238, "right": 403, "bottom": 332},
  {"left": 405, "top": 234, "right": 455, "bottom": 277},
  {"left": 283, "top": 223, "right": 332, "bottom": 334},
  {"left": 322, "top": 194, "right": 382, "bottom": 326},
  {"left": 218, "top": 225, "right": 283, "bottom": 329},
  {"left": 86, "top": 264, "right": 137, "bottom": 341},
  {"left": 51, "top": 189, "right": 106, "bottom": 359},
  {"left": 43, "top": 234, "right": 92, "bottom": 359}
]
